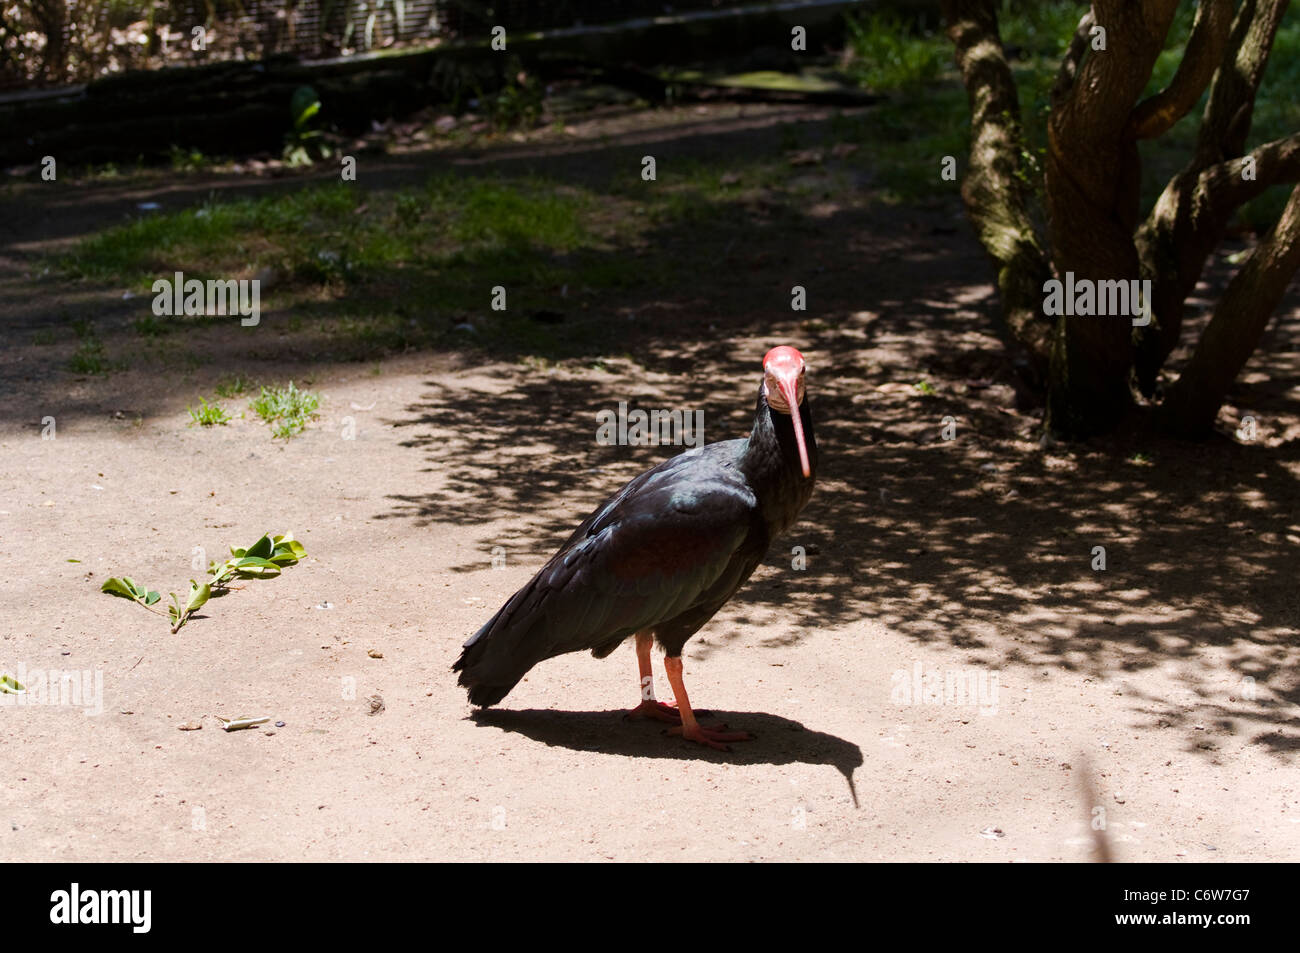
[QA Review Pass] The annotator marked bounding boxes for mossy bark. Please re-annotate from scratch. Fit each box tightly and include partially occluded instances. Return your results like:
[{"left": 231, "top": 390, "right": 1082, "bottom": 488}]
[{"left": 942, "top": 0, "right": 1054, "bottom": 383}]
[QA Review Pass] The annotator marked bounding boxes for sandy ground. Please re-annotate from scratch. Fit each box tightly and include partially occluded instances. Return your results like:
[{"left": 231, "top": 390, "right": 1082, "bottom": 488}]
[
  {"left": 2, "top": 102, "right": 1299, "bottom": 862},
  {"left": 3, "top": 352, "right": 1298, "bottom": 862}
]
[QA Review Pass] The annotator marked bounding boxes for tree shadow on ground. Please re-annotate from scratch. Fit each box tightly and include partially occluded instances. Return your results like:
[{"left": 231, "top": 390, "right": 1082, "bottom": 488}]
[
  {"left": 361, "top": 108, "right": 1300, "bottom": 762},
  {"left": 382, "top": 265, "right": 1300, "bottom": 762},
  {"left": 4, "top": 97, "right": 1298, "bottom": 761}
]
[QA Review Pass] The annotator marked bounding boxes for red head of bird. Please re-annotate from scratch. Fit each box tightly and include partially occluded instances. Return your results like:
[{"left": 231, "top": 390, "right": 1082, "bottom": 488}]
[{"left": 762, "top": 345, "right": 811, "bottom": 479}]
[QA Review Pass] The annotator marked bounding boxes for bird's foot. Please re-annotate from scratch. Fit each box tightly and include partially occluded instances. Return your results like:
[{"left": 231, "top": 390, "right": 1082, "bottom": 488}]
[
  {"left": 667, "top": 723, "right": 753, "bottom": 752},
  {"left": 624, "top": 699, "right": 682, "bottom": 724}
]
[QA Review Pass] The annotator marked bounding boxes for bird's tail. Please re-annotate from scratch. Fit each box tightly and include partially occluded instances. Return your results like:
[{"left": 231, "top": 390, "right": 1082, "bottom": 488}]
[{"left": 452, "top": 592, "right": 547, "bottom": 707}]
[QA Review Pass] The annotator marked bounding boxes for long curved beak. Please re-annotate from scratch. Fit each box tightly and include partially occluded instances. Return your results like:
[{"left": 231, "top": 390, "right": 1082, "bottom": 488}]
[{"left": 773, "top": 374, "right": 811, "bottom": 479}]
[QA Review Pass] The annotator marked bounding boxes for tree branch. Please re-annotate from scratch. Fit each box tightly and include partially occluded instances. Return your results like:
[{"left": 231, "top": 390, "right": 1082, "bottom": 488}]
[
  {"left": 942, "top": 0, "right": 1054, "bottom": 377},
  {"left": 1195, "top": 0, "right": 1290, "bottom": 167},
  {"left": 1159, "top": 181, "right": 1300, "bottom": 436},
  {"left": 1055, "top": 0, "right": 1180, "bottom": 139},
  {"left": 1127, "top": 0, "right": 1234, "bottom": 140},
  {"left": 1198, "top": 132, "right": 1300, "bottom": 218},
  {"left": 1133, "top": 0, "right": 1292, "bottom": 393}
]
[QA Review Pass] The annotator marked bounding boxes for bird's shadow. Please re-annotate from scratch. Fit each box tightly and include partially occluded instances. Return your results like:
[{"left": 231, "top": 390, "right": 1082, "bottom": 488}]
[{"left": 470, "top": 707, "right": 863, "bottom": 805}]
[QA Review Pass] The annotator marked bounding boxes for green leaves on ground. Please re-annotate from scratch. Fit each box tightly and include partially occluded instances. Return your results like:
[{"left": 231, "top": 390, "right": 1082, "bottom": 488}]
[
  {"left": 1, "top": 673, "right": 27, "bottom": 695},
  {"left": 100, "top": 576, "right": 161, "bottom": 607},
  {"left": 232, "top": 532, "right": 306, "bottom": 563},
  {"left": 101, "top": 532, "right": 307, "bottom": 633},
  {"left": 284, "top": 85, "right": 332, "bottom": 167},
  {"left": 167, "top": 580, "right": 212, "bottom": 631}
]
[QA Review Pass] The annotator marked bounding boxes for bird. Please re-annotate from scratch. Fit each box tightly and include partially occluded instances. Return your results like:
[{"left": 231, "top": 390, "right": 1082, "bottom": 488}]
[{"left": 453, "top": 345, "right": 817, "bottom": 750}]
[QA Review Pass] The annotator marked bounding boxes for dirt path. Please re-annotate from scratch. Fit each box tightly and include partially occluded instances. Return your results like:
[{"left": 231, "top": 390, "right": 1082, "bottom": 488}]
[{"left": 2, "top": 103, "right": 1298, "bottom": 862}]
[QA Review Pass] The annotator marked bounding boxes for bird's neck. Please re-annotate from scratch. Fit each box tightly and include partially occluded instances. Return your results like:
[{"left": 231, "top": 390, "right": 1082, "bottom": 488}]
[{"left": 740, "top": 391, "right": 817, "bottom": 536}]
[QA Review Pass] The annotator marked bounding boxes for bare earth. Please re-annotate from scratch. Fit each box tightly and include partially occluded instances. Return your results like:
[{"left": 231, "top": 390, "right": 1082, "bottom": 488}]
[{"left": 2, "top": 102, "right": 1298, "bottom": 862}]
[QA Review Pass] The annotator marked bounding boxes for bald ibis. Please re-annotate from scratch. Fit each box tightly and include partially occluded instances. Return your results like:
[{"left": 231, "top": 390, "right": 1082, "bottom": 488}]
[{"left": 454, "top": 345, "right": 817, "bottom": 750}]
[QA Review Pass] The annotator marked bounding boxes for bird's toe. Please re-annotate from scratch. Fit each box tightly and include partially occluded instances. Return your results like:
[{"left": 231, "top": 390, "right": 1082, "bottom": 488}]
[
  {"left": 624, "top": 699, "right": 682, "bottom": 724},
  {"left": 668, "top": 724, "right": 752, "bottom": 751}
]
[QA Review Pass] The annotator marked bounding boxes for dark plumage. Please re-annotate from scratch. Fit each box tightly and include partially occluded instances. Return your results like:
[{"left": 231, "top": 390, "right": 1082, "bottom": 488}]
[{"left": 453, "top": 346, "right": 817, "bottom": 748}]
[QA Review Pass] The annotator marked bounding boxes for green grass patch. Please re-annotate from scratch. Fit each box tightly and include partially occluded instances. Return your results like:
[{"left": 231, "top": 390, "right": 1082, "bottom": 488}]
[
  {"left": 68, "top": 338, "right": 111, "bottom": 375},
  {"left": 67, "top": 319, "right": 115, "bottom": 375},
  {"left": 132, "top": 313, "right": 171, "bottom": 337},
  {"left": 58, "top": 175, "right": 603, "bottom": 297},
  {"left": 997, "top": 0, "right": 1085, "bottom": 59},
  {"left": 250, "top": 381, "right": 320, "bottom": 439},
  {"left": 842, "top": 11, "right": 948, "bottom": 92},
  {"left": 53, "top": 171, "right": 682, "bottom": 360},
  {"left": 855, "top": 93, "right": 970, "bottom": 202},
  {"left": 187, "top": 397, "right": 230, "bottom": 427}
]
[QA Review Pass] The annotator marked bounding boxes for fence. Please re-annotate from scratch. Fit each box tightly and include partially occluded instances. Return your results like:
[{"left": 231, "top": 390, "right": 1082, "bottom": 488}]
[{"left": 2, "top": 1, "right": 810, "bottom": 89}]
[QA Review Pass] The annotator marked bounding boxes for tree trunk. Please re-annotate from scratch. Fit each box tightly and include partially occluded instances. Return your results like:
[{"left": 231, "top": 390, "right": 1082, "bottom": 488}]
[
  {"left": 944, "top": 0, "right": 1299, "bottom": 440},
  {"left": 1041, "top": 1, "right": 1181, "bottom": 435}
]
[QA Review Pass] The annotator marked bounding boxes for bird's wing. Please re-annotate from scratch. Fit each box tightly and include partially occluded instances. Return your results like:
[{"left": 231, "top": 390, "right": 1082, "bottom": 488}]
[{"left": 467, "top": 458, "right": 761, "bottom": 661}]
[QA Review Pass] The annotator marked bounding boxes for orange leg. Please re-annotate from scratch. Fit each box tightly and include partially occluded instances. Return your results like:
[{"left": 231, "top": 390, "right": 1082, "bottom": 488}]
[
  {"left": 624, "top": 632, "right": 681, "bottom": 724},
  {"left": 663, "top": 655, "right": 752, "bottom": 751}
]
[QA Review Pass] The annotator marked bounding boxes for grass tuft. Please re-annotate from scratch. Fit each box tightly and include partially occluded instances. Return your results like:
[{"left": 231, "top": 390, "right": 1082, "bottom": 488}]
[
  {"left": 842, "top": 11, "right": 948, "bottom": 92},
  {"left": 250, "top": 382, "right": 320, "bottom": 439},
  {"left": 187, "top": 397, "right": 231, "bottom": 427}
]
